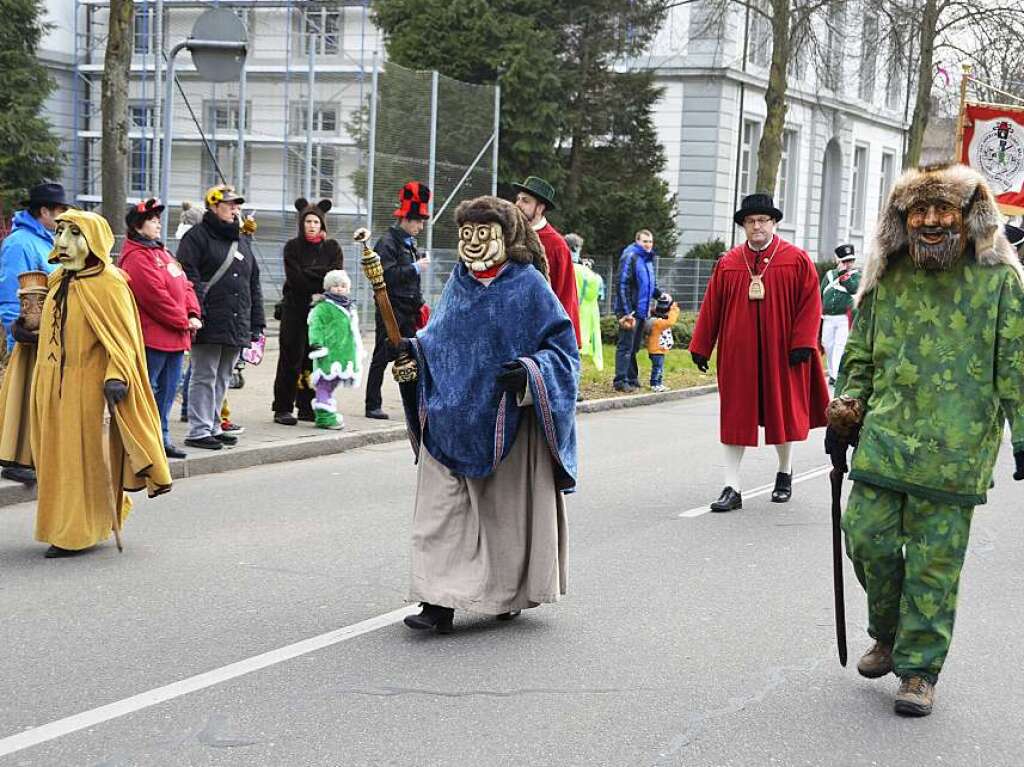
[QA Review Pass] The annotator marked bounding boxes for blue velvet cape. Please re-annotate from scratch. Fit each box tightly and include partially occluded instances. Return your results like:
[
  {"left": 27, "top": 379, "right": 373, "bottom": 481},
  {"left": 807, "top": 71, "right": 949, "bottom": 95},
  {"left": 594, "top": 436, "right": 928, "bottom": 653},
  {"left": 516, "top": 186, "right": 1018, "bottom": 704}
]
[{"left": 409, "top": 261, "right": 579, "bottom": 492}]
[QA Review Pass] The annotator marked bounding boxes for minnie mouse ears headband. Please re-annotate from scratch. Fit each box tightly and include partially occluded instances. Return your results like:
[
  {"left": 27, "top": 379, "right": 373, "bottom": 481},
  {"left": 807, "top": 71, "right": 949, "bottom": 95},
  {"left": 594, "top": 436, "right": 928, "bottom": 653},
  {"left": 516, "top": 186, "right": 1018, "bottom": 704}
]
[
  {"left": 294, "top": 198, "right": 333, "bottom": 214},
  {"left": 125, "top": 197, "right": 166, "bottom": 229}
]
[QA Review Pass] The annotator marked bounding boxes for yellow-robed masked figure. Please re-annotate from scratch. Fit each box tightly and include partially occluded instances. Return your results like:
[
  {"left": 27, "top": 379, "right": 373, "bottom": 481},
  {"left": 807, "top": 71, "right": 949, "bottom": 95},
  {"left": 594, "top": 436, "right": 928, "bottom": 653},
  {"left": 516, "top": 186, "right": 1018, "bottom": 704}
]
[{"left": 9, "top": 209, "right": 171, "bottom": 557}]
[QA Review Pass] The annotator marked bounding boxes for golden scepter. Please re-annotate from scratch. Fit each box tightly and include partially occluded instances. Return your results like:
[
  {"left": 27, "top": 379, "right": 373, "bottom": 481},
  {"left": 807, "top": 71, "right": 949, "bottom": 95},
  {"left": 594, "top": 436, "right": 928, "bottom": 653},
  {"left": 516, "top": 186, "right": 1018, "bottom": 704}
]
[{"left": 353, "top": 228, "right": 418, "bottom": 383}]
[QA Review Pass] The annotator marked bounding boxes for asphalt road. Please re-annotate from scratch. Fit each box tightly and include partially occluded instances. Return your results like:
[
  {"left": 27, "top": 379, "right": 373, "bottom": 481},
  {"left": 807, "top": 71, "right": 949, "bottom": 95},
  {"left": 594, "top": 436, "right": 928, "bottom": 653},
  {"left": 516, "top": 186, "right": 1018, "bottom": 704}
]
[{"left": 2, "top": 394, "right": 1023, "bottom": 766}]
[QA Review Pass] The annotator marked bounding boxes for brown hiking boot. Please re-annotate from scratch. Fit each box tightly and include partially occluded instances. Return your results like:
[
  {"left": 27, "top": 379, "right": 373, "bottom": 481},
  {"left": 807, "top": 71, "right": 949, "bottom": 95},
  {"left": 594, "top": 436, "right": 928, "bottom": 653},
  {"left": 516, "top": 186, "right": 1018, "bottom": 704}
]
[
  {"left": 894, "top": 676, "right": 935, "bottom": 717},
  {"left": 856, "top": 641, "right": 893, "bottom": 678}
]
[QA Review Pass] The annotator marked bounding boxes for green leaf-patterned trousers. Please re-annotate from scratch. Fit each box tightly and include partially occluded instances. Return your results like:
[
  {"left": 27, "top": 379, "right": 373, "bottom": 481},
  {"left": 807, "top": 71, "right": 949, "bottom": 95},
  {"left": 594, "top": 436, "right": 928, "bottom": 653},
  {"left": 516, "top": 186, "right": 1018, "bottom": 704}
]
[{"left": 842, "top": 481, "right": 974, "bottom": 684}]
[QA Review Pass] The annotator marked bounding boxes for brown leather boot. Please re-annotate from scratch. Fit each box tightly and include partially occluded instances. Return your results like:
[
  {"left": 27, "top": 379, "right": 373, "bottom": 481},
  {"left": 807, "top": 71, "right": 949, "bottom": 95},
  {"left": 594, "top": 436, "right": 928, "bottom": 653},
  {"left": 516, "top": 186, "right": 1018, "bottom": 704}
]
[
  {"left": 856, "top": 641, "right": 893, "bottom": 678},
  {"left": 894, "top": 676, "right": 935, "bottom": 717}
]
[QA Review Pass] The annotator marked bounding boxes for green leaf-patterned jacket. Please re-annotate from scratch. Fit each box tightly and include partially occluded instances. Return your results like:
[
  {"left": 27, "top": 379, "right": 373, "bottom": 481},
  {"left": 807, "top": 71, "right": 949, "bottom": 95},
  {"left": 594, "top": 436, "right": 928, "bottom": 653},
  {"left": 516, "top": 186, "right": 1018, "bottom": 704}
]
[{"left": 836, "top": 252, "right": 1024, "bottom": 506}]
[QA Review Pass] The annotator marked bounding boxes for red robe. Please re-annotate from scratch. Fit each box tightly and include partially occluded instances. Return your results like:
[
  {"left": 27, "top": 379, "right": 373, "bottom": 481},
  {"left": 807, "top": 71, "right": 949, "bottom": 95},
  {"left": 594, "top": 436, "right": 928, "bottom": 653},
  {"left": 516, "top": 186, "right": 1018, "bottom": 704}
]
[
  {"left": 689, "top": 236, "right": 829, "bottom": 446},
  {"left": 535, "top": 221, "right": 582, "bottom": 346}
]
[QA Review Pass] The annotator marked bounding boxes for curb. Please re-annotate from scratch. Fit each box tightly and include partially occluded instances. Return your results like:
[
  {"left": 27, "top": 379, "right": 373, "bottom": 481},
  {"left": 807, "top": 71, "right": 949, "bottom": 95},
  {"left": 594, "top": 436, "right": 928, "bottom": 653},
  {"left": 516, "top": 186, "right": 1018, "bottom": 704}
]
[{"left": 0, "top": 385, "right": 717, "bottom": 508}]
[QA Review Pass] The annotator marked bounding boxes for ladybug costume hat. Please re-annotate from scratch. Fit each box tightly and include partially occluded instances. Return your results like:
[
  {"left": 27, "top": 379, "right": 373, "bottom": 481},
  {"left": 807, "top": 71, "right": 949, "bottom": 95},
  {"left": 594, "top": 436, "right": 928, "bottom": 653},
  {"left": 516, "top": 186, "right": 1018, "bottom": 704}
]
[
  {"left": 393, "top": 181, "right": 431, "bottom": 220},
  {"left": 125, "top": 197, "right": 166, "bottom": 230}
]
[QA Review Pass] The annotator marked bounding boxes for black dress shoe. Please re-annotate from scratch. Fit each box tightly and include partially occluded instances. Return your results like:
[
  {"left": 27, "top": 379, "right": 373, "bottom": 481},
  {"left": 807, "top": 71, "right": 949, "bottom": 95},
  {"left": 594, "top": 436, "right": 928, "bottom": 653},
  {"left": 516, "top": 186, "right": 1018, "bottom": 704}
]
[
  {"left": 296, "top": 411, "right": 316, "bottom": 423},
  {"left": 710, "top": 486, "right": 742, "bottom": 512},
  {"left": 214, "top": 433, "right": 238, "bottom": 445},
  {"left": 184, "top": 436, "right": 223, "bottom": 450},
  {"left": 496, "top": 610, "right": 522, "bottom": 621},
  {"left": 403, "top": 603, "right": 454, "bottom": 634},
  {"left": 365, "top": 409, "right": 390, "bottom": 420},
  {"left": 164, "top": 444, "right": 187, "bottom": 459},
  {"left": 1, "top": 466, "right": 37, "bottom": 485},
  {"left": 771, "top": 472, "right": 793, "bottom": 503},
  {"left": 274, "top": 412, "right": 298, "bottom": 425},
  {"left": 45, "top": 545, "right": 88, "bottom": 559}
]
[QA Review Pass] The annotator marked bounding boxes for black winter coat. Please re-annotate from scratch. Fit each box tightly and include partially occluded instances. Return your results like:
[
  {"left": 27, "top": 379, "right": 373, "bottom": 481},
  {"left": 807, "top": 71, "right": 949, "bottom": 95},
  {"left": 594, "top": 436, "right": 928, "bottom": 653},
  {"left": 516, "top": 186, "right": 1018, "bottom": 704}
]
[
  {"left": 281, "top": 237, "right": 343, "bottom": 309},
  {"left": 177, "top": 211, "right": 265, "bottom": 347},
  {"left": 374, "top": 226, "right": 424, "bottom": 323}
]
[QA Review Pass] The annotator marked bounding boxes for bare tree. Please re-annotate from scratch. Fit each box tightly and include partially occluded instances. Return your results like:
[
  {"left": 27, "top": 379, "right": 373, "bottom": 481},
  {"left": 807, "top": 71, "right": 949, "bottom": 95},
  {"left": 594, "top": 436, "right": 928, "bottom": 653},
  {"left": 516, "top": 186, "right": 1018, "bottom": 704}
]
[
  {"left": 875, "top": 0, "right": 1024, "bottom": 167},
  {"left": 101, "top": 0, "right": 134, "bottom": 236}
]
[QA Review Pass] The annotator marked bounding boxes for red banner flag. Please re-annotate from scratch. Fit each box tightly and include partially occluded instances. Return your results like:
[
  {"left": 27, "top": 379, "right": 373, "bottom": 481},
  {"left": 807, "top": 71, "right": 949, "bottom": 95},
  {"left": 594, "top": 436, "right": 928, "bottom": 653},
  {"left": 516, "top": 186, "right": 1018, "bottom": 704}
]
[{"left": 960, "top": 103, "right": 1024, "bottom": 215}]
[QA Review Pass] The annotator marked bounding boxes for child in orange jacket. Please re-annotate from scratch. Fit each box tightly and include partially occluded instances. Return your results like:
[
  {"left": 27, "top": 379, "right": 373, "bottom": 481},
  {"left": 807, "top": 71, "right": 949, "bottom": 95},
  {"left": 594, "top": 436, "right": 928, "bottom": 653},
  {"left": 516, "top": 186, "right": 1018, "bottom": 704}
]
[{"left": 645, "top": 296, "right": 680, "bottom": 392}]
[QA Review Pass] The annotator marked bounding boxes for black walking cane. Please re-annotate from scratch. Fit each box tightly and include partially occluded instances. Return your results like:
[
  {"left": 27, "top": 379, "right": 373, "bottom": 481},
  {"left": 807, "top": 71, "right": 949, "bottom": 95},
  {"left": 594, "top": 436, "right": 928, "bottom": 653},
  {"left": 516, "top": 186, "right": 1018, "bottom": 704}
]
[{"left": 830, "top": 465, "right": 848, "bottom": 667}]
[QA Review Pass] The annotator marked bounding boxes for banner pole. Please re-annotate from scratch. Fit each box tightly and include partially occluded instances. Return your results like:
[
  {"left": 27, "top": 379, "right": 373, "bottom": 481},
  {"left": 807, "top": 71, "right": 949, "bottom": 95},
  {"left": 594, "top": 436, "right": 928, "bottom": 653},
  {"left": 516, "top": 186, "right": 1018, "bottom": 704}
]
[{"left": 954, "top": 64, "right": 972, "bottom": 164}]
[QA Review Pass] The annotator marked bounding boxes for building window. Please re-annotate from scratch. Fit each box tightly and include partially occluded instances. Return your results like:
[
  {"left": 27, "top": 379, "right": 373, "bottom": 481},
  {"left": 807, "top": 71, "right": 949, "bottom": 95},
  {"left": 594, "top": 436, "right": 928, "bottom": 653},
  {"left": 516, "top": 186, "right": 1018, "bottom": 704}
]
[
  {"left": 133, "top": 6, "right": 153, "bottom": 55},
  {"left": 879, "top": 152, "right": 895, "bottom": 210},
  {"left": 740, "top": 120, "right": 761, "bottom": 196},
  {"left": 850, "top": 145, "right": 868, "bottom": 231},
  {"left": 293, "top": 102, "right": 340, "bottom": 135},
  {"left": 858, "top": 14, "right": 878, "bottom": 102},
  {"left": 885, "top": 39, "right": 902, "bottom": 110},
  {"left": 302, "top": 8, "right": 341, "bottom": 56},
  {"left": 203, "top": 144, "right": 251, "bottom": 194},
  {"left": 776, "top": 129, "right": 799, "bottom": 219},
  {"left": 823, "top": 5, "right": 846, "bottom": 90},
  {"left": 290, "top": 145, "right": 338, "bottom": 199},
  {"left": 747, "top": 3, "right": 771, "bottom": 68},
  {"left": 205, "top": 101, "right": 252, "bottom": 133},
  {"left": 129, "top": 102, "right": 156, "bottom": 196}
]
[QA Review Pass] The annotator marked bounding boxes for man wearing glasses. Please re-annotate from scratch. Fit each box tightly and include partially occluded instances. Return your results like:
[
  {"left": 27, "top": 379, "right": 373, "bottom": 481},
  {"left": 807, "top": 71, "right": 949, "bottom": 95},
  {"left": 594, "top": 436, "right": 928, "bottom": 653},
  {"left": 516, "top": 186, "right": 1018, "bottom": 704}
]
[{"left": 689, "top": 193, "right": 829, "bottom": 512}]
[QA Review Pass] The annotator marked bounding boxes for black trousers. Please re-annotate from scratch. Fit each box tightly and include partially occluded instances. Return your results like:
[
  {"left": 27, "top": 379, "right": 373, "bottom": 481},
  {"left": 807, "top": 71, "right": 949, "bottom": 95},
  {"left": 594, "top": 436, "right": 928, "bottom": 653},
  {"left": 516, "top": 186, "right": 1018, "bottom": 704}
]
[
  {"left": 272, "top": 305, "right": 315, "bottom": 416},
  {"left": 365, "top": 311, "right": 418, "bottom": 413}
]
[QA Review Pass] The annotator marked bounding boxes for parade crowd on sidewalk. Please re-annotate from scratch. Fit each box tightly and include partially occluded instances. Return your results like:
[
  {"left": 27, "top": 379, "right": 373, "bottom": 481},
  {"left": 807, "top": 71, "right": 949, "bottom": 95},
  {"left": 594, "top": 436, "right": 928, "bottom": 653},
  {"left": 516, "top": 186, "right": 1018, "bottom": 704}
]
[{"left": 2, "top": 158, "right": 1024, "bottom": 720}]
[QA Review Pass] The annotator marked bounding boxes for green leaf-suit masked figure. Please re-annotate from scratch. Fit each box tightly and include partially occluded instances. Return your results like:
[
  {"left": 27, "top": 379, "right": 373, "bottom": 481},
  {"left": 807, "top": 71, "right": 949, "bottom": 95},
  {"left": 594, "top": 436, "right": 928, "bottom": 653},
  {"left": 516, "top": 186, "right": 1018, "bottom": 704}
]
[{"left": 826, "top": 163, "right": 1024, "bottom": 718}]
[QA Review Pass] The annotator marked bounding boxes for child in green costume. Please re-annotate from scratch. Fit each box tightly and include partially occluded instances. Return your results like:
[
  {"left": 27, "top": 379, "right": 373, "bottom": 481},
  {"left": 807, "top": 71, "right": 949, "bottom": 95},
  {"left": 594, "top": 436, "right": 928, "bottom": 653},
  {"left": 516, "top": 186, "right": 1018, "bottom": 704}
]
[{"left": 307, "top": 270, "right": 363, "bottom": 429}]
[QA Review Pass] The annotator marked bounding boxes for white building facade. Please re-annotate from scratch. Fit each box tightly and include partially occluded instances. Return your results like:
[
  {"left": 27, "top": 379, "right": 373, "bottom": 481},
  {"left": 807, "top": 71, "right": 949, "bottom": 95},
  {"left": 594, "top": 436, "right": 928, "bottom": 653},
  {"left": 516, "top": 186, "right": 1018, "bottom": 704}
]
[{"left": 641, "top": 2, "right": 910, "bottom": 262}]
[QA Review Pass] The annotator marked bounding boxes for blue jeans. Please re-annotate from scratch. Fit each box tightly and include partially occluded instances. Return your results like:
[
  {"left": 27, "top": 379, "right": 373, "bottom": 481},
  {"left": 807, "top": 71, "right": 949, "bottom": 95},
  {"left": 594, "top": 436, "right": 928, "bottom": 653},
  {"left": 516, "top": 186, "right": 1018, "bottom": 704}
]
[
  {"left": 146, "top": 348, "right": 184, "bottom": 446},
  {"left": 613, "top": 322, "right": 645, "bottom": 388},
  {"left": 649, "top": 354, "right": 665, "bottom": 386}
]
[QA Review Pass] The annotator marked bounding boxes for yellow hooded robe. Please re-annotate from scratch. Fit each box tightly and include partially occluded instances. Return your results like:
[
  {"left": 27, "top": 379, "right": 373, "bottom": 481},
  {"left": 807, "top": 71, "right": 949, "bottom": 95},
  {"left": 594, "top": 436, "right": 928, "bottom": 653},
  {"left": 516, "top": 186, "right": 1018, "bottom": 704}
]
[{"left": 30, "top": 210, "right": 171, "bottom": 550}]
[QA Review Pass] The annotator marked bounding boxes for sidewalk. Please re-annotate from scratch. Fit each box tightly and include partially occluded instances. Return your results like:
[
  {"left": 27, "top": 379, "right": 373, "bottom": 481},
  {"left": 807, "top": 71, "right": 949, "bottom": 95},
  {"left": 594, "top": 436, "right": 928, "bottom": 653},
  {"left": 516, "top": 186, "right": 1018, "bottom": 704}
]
[{"left": 0, "top": 321, "right": 716, "bottom": 506}]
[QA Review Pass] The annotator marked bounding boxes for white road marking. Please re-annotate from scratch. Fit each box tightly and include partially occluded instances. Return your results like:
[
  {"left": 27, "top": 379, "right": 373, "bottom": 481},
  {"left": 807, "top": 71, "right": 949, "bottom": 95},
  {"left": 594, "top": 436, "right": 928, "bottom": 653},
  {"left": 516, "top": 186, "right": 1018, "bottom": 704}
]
[
  {"left": 0, "top": 604, "right": 419, "bottom": 758},
  {"left": 678, "top": 465, "right": 832, "bottom": 518}
]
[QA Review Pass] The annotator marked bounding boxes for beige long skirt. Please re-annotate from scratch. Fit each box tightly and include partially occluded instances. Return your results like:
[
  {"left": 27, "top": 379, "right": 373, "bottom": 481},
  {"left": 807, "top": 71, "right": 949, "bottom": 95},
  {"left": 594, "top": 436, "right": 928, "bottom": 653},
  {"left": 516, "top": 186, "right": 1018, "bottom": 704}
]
[{"left": 409, "top": 410, "right": 567, "bottom": 614}]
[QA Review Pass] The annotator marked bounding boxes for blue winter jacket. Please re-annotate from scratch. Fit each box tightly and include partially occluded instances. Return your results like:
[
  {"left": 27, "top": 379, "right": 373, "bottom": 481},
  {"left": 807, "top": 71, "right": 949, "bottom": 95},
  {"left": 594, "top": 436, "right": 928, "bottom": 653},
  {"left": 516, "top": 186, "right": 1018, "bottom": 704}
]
[
  {"left": 614, "top": 242, "right": 660, "bottom": 319},
  {"left": 0, "top": 210, "right": 57, "bottom": 351}
]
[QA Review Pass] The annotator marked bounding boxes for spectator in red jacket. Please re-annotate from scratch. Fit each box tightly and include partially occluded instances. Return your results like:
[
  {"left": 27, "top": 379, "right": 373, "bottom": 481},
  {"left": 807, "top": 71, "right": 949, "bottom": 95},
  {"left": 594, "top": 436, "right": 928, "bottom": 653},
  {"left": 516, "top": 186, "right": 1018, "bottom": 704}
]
[
  {"left": 513, "top": 176, "right": 581, "bottom": 346},
  {"left": 119, "top": 198, "right": 202, "bottom": 459}
]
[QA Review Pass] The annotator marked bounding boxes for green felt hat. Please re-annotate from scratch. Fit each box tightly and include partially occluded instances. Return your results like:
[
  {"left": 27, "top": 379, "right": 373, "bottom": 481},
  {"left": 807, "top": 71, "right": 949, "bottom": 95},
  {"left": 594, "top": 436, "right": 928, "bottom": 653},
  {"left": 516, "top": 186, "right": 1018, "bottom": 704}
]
[{"left": 511, "top": 176, "right": 556, "bottom": 211}]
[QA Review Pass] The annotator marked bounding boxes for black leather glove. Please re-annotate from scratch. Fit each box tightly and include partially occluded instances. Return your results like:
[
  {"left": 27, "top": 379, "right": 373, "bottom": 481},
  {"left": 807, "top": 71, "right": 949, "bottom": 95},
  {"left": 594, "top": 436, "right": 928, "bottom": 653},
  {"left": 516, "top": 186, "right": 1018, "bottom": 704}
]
[
  {"left": 1014, "top": 451, "right": 1024, "bottom": 481},
  {"left": 388, "top": 337, "right": 413, "bottom": 358},
  {"left": 824, "top": 425, "right": 861, "bottom": 473},
  {"left": 496, "top": 361, "right": 528, "bottom": 395},
  {"left": 10, "top": 318, "right": 38, "bottom": 345},
  {"left": 104, "top": 379, "right": 128, "bottom": 410},
  {"left": 789, "top": 347, "right": 813, "bottom": 365},
  {"left": 691, "top": 352, "right": 709, "bottom": 372}
]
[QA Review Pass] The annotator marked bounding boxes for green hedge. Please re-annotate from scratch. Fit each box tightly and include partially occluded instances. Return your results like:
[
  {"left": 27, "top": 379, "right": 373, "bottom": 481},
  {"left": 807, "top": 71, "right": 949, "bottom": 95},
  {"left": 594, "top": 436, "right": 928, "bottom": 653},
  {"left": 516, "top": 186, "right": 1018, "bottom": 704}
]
[{"left": 600, "top": 311, "right": 697, "bottom": 348}]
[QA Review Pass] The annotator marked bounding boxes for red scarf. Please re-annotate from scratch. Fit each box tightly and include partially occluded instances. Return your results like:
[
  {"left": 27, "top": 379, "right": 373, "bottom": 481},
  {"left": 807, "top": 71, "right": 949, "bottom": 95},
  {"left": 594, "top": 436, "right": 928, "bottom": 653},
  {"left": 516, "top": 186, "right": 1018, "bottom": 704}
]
[{"left": 305, "top": 231, "right": 326, "bottom": 244}]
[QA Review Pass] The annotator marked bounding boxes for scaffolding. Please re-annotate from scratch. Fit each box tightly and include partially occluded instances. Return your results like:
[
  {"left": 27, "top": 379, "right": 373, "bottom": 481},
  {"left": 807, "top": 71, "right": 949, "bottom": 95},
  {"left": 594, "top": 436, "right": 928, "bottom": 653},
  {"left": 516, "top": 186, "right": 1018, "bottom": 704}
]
[{"left": 68, "top": 0, "right": 499, "bottom": 309}]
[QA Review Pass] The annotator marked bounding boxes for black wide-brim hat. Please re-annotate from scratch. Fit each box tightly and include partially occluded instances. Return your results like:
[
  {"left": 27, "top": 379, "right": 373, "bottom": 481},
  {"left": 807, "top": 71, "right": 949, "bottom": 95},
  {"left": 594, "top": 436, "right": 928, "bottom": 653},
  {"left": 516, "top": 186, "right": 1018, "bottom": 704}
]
[
  {"left": 734, "top": 193, "right": 783, "bottom": 226},
  {"left": 511, "top": 176, "right": 556, "bottom": 211},
  {"left": 21, "top": 182, "right": 74, "bottom": 209}
]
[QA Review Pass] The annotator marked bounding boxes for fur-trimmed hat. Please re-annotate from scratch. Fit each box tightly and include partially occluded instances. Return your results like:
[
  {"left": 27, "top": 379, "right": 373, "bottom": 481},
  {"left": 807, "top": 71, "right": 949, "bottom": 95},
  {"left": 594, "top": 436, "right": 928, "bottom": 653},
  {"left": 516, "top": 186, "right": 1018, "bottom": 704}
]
[
  {"left": 295, "top": 197, "right": 331, "bottom": 236},
  {"left": 454, "top": 196, "right": 549, "bottom": 281},
  {"left": 857, "top": 163, "right": 1023, "bottom": 303}
]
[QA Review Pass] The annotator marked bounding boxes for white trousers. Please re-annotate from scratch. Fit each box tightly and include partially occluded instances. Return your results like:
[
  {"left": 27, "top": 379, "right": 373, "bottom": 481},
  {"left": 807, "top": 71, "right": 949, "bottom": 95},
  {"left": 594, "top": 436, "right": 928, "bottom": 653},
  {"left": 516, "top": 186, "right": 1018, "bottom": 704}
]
[{"left": 821, "top": 314, "right": 849, "bottom": 380}]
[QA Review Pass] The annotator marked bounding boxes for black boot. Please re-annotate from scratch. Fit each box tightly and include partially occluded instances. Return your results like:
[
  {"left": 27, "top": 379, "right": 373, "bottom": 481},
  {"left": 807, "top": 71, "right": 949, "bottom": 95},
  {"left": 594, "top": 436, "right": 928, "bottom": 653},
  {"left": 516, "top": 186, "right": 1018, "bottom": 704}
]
[
  {"left": 770, "top": 472, "right": 793, "bottom": 503},
  {"left": 1, "top": 466, "right": 36, "bottom": 485},
  {"left": 496, "top": 610, "right": 522, "bottom": 621},
  {"left": 44, "top": 545, "right": 88, "bottom": 559},
  {"left": 710, "top": 486, "right": 742, "bottom": 512},
  {"left": 404, "top": 603, "right": 454, "bottom": 634}
]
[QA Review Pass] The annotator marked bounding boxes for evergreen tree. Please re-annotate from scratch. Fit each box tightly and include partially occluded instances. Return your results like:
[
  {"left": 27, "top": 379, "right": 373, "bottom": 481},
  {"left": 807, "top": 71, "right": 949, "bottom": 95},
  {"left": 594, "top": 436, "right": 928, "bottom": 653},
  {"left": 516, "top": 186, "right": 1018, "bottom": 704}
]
[
  {"left": 372, "top": 0, "right": 677, "bottom": 257},
  {"left": 0, "top": 0, "right": 63, "bottom": 215}
]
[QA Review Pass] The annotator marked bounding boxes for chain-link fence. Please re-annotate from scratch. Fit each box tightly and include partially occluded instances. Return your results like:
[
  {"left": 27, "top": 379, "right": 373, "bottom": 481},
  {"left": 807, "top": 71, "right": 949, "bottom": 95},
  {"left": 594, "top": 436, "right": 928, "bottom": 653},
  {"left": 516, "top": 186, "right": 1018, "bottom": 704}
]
[{"left": 60, "top": 1, "right": 498, "bottom": 314}]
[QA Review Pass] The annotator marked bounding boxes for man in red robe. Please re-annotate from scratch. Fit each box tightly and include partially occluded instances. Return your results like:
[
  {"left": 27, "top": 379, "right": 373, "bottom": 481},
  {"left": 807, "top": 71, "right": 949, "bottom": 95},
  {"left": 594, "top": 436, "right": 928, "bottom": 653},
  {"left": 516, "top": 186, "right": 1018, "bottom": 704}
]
[
  {"left": 689, "top": 193, "right": 829, "bottom": 511},
  {"left": 513, "top": 176, "right": 582, "bottom": 346}
]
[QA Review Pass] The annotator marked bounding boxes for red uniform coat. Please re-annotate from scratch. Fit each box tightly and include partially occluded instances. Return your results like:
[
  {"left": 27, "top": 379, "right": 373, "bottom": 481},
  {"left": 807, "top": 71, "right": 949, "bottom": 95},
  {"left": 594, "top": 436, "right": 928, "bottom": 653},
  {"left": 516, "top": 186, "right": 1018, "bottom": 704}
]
[
  {"left": 535, "top": 221, "right": 582, "bottom": 346},
  {"left": 689, "top": 236, "right": 829, "bottom": 446},
  {"left": 119, "top": 237, "right": 201, "bottom": 353}
]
